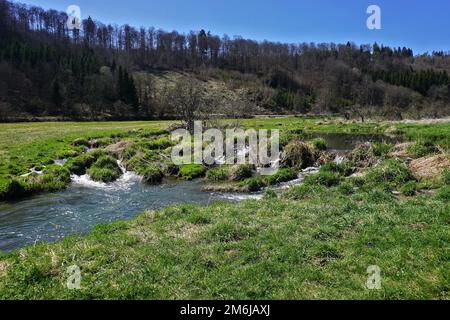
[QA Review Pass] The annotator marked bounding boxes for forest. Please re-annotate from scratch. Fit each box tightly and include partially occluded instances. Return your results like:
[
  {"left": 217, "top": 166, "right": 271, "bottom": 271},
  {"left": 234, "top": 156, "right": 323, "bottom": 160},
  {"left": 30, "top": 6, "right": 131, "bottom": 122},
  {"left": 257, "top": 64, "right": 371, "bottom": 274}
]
[{"left": 1, "top": 0, "right": 450, "bottom": 121}]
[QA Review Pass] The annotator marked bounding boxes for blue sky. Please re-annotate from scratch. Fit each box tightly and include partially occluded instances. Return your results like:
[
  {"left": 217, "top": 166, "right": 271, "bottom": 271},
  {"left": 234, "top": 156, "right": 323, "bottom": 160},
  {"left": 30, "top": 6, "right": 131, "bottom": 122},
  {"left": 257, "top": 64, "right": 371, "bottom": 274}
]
[{"left": 17, "top": 0, "right": 450, "bottom": 54}]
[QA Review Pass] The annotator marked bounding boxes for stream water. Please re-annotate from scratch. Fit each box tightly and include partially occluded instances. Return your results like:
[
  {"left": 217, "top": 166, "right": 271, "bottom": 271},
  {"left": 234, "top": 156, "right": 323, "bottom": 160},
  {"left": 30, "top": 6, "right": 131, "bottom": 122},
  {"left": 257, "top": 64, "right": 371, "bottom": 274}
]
[{"left": 0, "top": 133, "right": 397, "bottom": 252}]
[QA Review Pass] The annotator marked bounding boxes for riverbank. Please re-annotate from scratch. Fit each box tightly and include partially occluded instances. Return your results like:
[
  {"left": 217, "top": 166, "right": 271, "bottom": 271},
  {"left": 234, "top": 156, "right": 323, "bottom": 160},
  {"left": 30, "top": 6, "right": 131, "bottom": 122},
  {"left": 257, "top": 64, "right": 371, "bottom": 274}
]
[
  {"left": 0, "top": 172, "right": 448, "bottom": 299},
  {"left": 0, "top": 117, "right": 449, "bottom": 299},
  {"left": 1, "top": 117, "right": 449, "bottom": 201}
]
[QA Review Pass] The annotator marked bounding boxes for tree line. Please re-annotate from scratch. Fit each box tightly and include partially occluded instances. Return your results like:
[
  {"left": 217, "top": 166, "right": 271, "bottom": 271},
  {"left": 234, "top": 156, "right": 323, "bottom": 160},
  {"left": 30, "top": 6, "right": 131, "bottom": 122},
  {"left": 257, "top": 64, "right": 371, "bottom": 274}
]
[{"left": 0, "top": 0, "right": 449, "bottom": 121}]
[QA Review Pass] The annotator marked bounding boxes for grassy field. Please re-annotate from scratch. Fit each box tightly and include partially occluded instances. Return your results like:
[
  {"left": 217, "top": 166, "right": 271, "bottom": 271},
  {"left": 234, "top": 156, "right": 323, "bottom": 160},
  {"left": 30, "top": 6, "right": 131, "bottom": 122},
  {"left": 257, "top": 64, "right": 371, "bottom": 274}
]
[
  {"left": 0, "top": 121, "right": 169, "bottom": 177},
  {"left": 1, "top": 117, "right": 448, "bottom": 178},
  {"left": 0, "top": 117, "right": 449, "bottom": 299}
]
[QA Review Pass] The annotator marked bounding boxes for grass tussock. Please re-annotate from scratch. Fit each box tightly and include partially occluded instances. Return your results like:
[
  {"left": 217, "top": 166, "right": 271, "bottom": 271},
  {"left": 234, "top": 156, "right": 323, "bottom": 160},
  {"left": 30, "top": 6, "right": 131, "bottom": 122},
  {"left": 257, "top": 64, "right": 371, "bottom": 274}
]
[
  {"left": 178, "top": 164, "right": 206, "bottom": 180},
  {"left": 87, "top": 156, "right": 122, "bottom": 183}
]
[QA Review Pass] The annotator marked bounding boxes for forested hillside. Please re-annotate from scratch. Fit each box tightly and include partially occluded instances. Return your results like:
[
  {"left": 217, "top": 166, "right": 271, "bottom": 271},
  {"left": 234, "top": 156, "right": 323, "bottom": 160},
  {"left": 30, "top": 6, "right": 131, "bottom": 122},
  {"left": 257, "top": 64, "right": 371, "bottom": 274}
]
[{"left": 1, "top": 0, "right": 449, "bottom": 121}]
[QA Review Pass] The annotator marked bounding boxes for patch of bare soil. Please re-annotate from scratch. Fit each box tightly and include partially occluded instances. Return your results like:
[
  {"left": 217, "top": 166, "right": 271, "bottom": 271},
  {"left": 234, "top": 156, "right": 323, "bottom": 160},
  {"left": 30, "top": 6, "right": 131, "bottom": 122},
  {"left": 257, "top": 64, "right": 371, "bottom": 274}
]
[{"left": 409, "top": 154, "right": 450, "bottom": 180}]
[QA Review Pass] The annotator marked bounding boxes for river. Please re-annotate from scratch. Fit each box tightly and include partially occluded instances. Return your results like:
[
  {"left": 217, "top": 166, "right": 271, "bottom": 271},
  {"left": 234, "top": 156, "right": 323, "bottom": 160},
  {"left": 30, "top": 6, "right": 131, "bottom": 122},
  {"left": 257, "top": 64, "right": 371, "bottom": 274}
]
[{"left": 0, "top": 133, "right": 397, "bottom": 252}]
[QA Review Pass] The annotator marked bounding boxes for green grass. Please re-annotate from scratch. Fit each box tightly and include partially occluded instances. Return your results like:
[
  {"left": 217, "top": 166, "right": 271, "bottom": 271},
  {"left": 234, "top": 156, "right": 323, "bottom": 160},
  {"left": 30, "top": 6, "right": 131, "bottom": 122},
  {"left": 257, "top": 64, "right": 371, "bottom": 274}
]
[
  {"left": 229, "top": 164, "right": 254, "bottom": 181},
  {"left": 407, "top": 139, "right": 439, "bottom": 157},
  {"left": 0, "top": 118, "right": 449, "bottom": 299},
  {"left": 263, "top": 168, "right": 298, "bottom": 186},
  {"left": 0, "top": 185, "right": 448, "bottom": 299},
  {"left": 311, "top": 138, "right": 327, "bottom": 151},
  {"left": 0, "top": 121, "right": 169, "bottom": 180},
  {"left": 206, "top": 167, "right": 229, "bottom": 182},
  {"left": 140, "top": 164, "right": 164, "bottom": 184},
  {"left": 178, "top": 164, "right": 207, "bottom": 180},
  {"left": 87, "top": 156, "right": 122, "bottom": 183}
]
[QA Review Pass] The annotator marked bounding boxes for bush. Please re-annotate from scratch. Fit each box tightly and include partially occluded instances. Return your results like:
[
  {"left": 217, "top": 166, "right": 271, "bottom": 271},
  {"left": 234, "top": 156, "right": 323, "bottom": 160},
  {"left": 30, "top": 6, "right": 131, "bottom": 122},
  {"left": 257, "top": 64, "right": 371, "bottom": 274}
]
[
  {"left": 400, "top": 181, "right": 417, "bottom": 196},
  {"left": 141, "top": 165, "right": 164, "bottom": 184},
  {"left": 179, "top": 164, "right": 206, "bottom": 180},
  {"left": 206, "top": 167, "right": 229, "bottom": 182},
  {"left": 88, "top": 156, "right": 122, "bottom": 183},
  {"left": 311, "top": 138, "right": 327, "bottom": 151},
  {"left": 264, "top": 168, "right": 297, "bottom": 185},
  {"left": 229, "top": 164, "right": 254, "bottom": 181}
]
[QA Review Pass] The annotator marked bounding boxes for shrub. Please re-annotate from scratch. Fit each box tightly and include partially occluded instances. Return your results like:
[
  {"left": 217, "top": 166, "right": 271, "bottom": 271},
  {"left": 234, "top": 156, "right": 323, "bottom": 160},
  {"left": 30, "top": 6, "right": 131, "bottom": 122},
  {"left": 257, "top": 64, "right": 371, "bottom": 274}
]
[
  {"left": 88, "top": 156, "right": 122, "bottom": 183},
  {"left": 400, "top": 181, "right": 417, "bottom": 196},
  {"left": 206, "top": 167, "right": 229, "bottom": 182},
  {"left": 141, "top": 165, "right": 164, "bottom": 184},
  {"left": 229, "top": 164, "right": 254, "bottom": 181},
  {"left": 179, "top": 164, "right": 206, "bottom": 180},
  {"left": 311, "top": 138, "right": 327, "bottom": 151},
  {"left": 264, "top": 168, "right": 297, "bottom": 185}
]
